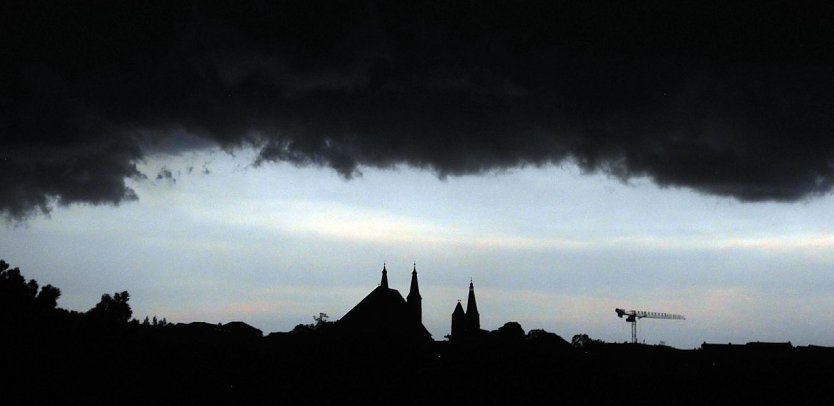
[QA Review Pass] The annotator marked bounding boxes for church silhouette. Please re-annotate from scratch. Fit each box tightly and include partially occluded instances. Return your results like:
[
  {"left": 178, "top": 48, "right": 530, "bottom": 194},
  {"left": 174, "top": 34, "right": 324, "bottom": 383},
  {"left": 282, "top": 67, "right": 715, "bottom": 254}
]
[
  {"left": 336, "top": 264, "right": 432, "bottom": 342},
  {"left": 336, "top": 264, "right": 482, "bottom": 342}
]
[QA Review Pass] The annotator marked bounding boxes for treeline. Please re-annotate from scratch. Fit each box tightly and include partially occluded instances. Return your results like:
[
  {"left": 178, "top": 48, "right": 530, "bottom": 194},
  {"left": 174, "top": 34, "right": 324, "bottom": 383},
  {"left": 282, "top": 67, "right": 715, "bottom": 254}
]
[
  {"left": 1, "top": 259, "right": 260, "bottom": 403},
  {"left": 0, "top": 259, "right": 169, "bottom": 328},
  {"left": 1, "top": 260, "right": 62, "bottom": 316}
]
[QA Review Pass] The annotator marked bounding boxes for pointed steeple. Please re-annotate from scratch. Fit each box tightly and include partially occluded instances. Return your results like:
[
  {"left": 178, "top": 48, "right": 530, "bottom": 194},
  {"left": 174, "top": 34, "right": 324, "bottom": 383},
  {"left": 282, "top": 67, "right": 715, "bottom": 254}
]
[
  {"left": 407, "top": 263, "right": 421, "bottom": 299},
  {"left": 380, "top": 263, "right": 389, "bottom": 289},
  {"left": 451, "top": 300, "right": 466, "bottom": 338},
  {"left": 407, "top": 262, "right": 422, "bottom": 323},
  {"left": 465, "top": 279, "right": 480, "bottom": 331}
]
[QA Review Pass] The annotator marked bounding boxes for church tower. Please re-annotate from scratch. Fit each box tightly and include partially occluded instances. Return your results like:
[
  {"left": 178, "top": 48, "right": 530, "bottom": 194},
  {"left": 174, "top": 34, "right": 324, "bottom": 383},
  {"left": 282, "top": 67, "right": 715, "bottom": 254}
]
[
  {"left": 380, "top": 263, "right": 389, "bottom": 288},
  {"left": 406, "top": 263, "right": 422, "bottom": 323},
  {"left": 465, "top": 279, "right": 480, "bottom": 331}
]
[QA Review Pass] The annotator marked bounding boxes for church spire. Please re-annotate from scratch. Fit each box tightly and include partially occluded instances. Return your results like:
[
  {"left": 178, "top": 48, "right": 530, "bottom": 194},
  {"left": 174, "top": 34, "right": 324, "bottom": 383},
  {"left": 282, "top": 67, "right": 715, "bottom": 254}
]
[
  {"left": 380, "top": 263, "right": 388, "bottom": 289},
  {"left": 407, "top": 262, "right": 422, "bottom": 323},
  {"left": 408, "top": 263, "right": 421, "bottom": 299},
  {"left": 451, "top": 300, "right": 466, "bottom": 338},
  {"left": 466, "top": 279, "right": 480, "bottom": 331}
]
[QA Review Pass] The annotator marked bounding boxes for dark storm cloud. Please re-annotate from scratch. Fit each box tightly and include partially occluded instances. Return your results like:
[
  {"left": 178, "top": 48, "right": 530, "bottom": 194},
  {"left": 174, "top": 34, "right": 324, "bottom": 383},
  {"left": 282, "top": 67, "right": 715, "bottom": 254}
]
[{"left": 4, "top": 1, "right": 834, "bottom": 218}]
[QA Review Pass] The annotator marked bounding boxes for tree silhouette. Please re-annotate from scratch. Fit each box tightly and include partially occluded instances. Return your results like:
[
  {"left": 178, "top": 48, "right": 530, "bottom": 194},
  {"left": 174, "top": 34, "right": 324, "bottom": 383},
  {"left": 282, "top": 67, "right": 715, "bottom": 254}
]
[
  {"left": 26, "top": 279, "right": 39, "bottom": 296},
  {"left": 87, "top": 291, "right": 132, "bottom": 323},
  {"left": 1, "top": 261, "right": 30, "bottom": 300},
  {"left": 571, "top": 333, "right": 603, "bottom": 348},
  {"left": 1, "top": 260, "right": 64, "bottom": 318},
  {"left": 36, "top": 284, "right": 61, "bottom": 309}
]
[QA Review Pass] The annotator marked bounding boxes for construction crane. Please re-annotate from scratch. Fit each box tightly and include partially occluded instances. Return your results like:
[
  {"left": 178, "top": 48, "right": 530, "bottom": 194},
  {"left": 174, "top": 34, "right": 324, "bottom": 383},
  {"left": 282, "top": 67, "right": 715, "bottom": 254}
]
[{"left": 615, "top": 308, "right": 685, "bottom": 344}]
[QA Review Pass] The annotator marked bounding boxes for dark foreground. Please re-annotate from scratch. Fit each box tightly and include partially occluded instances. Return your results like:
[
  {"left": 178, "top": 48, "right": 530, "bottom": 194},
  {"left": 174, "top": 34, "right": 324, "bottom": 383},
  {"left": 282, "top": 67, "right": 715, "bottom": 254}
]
[{"left": 4, "top": 319, "right": 834, "bottom": 405}]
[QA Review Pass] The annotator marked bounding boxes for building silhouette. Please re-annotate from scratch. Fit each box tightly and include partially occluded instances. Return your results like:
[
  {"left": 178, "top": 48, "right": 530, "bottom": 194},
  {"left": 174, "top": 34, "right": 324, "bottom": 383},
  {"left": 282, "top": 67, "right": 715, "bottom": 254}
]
[
  {"left": 406, "top": 263, "right": 421, "bottom": 324},
  {"left": 450, "top": 279, "right": 484, "bottom": 340},
  {"left": 336, "top": 264, "right": 487, "bottom": 343},
  {"left": 336, "top": 264, "right": 431, "bottom": 342}
]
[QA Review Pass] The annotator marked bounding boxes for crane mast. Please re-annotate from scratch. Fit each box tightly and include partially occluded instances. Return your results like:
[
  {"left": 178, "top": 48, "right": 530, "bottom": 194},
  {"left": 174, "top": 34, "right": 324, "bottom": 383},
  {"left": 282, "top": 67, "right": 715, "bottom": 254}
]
[{"left": 615, "top": 308, "right": 685, "bottom": 344}]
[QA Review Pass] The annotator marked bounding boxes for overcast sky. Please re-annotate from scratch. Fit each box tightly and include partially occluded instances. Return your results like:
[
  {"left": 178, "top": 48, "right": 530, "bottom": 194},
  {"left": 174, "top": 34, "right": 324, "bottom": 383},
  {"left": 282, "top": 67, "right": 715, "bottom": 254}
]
[{"left": 4, "top": 1, "right": 834, "bottom": 348}]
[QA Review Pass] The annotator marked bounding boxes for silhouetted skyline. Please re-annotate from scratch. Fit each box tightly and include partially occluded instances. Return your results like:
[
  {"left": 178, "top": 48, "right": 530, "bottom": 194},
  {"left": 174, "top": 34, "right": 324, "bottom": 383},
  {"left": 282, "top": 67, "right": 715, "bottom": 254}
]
[{"left": 7, "top": 258, "right": 833, "bottom": 405}]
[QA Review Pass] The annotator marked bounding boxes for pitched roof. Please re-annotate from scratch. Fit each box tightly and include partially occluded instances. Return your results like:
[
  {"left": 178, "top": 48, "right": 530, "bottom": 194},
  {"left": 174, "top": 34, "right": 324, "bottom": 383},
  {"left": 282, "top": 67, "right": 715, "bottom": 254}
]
[
  {"left": 453, "top": 301, "right": 465, "bottom": 317},
  {"left": 337, "top": 286, "right": 431, "bottom": 342}
]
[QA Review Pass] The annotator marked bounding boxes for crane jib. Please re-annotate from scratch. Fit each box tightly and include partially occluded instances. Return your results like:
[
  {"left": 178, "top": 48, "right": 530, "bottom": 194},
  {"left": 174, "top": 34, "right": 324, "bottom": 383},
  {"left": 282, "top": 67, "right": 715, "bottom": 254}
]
[{"left": 615, "top": 308, "right": 686, "bottom": 344}]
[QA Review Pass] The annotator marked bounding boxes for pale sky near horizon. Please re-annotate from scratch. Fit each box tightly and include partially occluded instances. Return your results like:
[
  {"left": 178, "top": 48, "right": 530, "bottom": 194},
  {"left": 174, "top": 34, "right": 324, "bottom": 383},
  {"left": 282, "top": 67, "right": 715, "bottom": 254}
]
[{"left": 4, "top": 146, "right": 834, "bottom": 349}]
